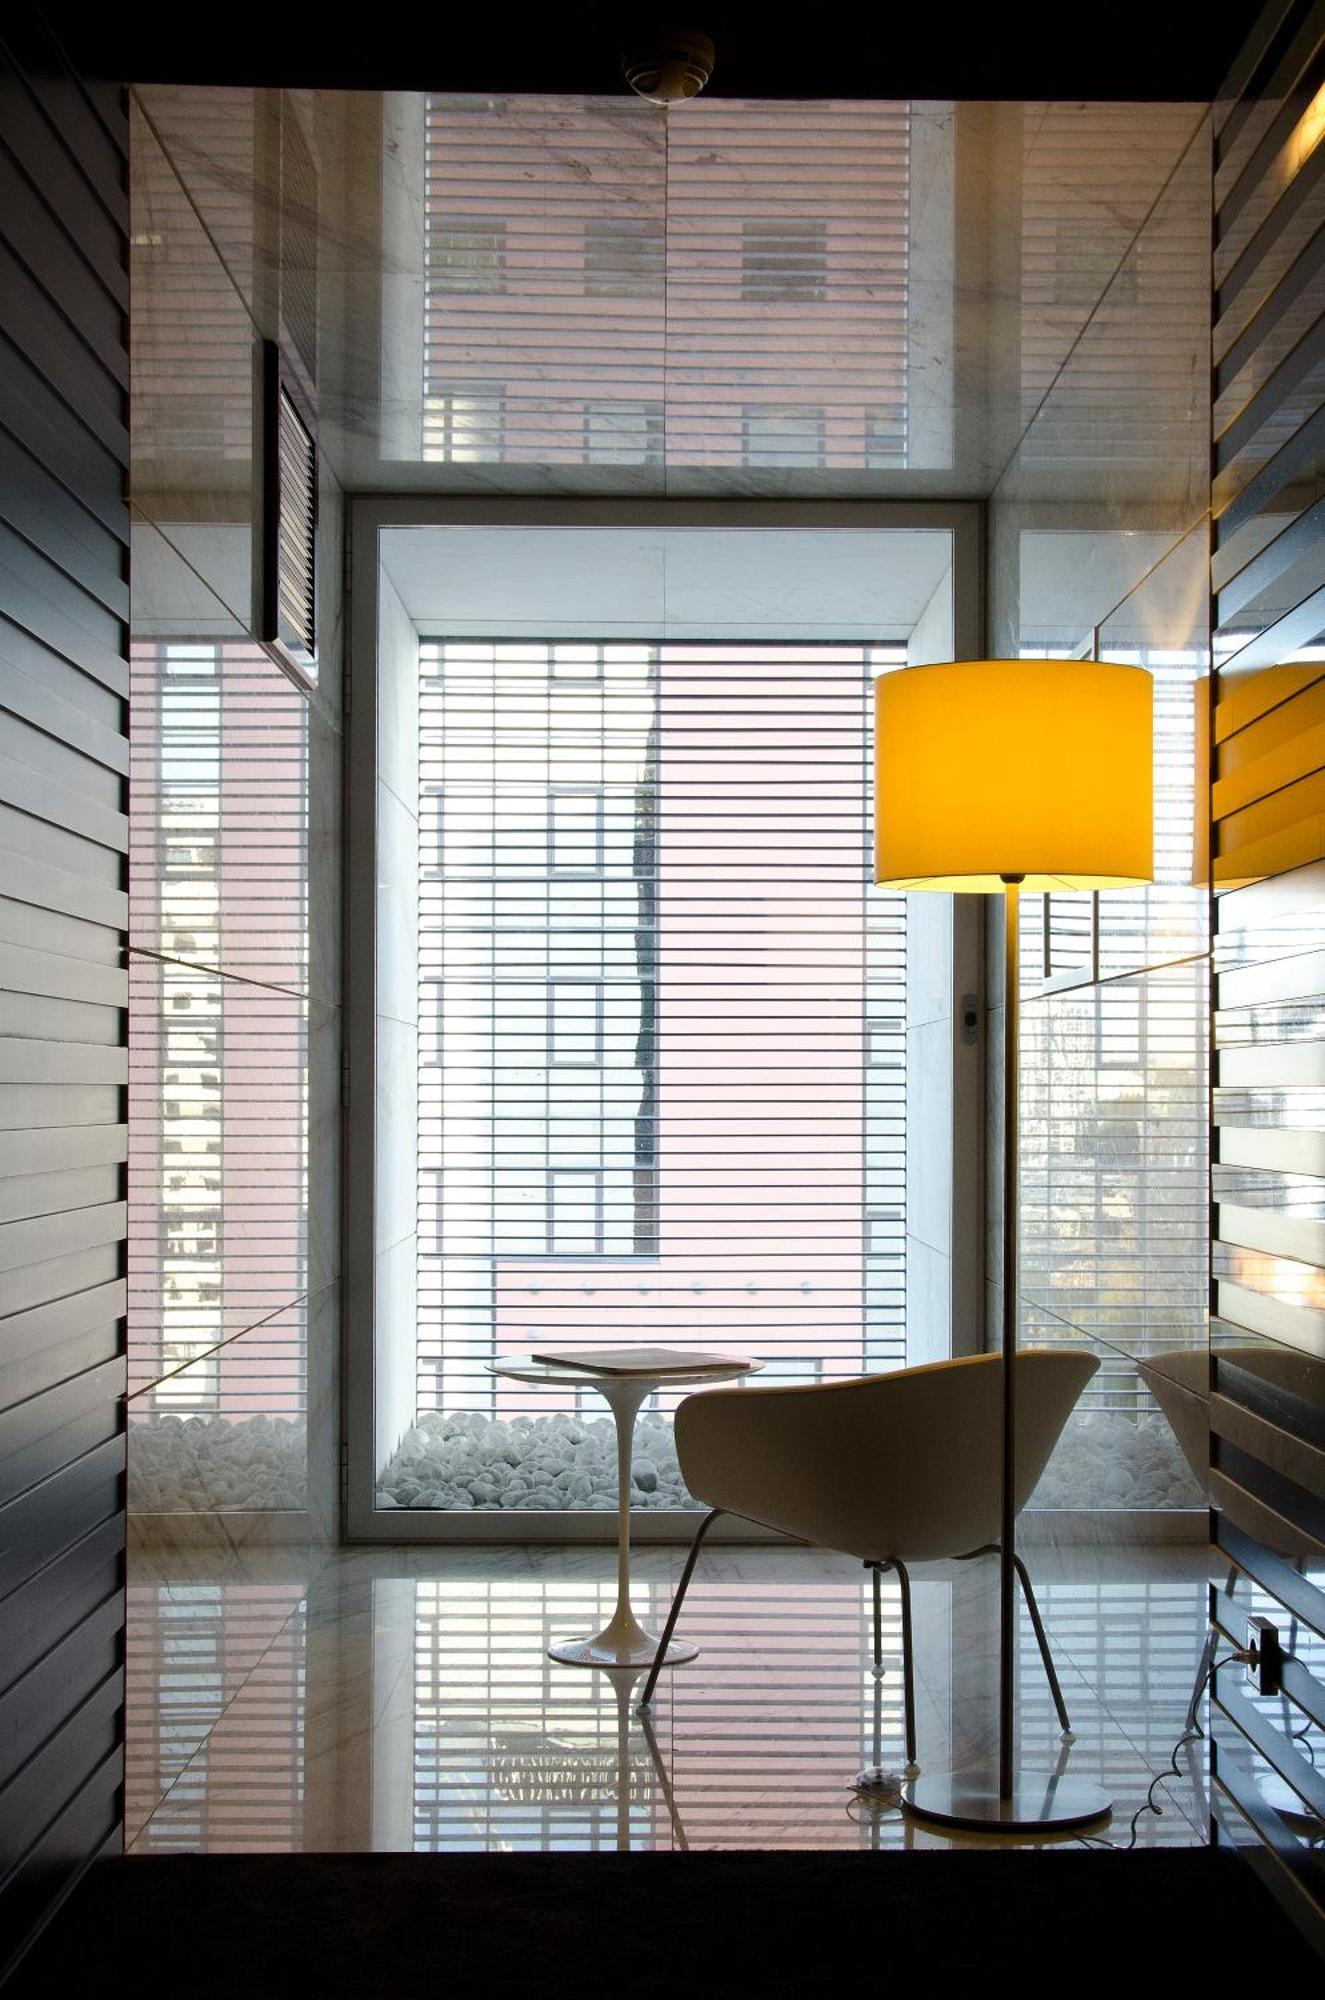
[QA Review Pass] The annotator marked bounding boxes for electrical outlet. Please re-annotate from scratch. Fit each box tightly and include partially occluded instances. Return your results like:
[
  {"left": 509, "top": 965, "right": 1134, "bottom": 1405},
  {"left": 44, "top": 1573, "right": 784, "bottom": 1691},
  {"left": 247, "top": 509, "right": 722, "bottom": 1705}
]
[{"left": 1246, "top": 1616, "right": 1284, "bottom": 1697}]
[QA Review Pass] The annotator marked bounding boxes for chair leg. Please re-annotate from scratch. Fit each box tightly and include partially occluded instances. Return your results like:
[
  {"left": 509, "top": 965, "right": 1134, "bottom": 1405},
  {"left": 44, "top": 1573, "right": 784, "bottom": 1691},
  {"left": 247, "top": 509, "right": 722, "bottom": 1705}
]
[
  {"left": 865, "top": 1558, "right": 917, "bottom": 1770},
  {"left": 636, "top": 1507, "right": 723, "bottom": 1711},
  {"left": 858, "top": 1559, "right": 918, "bottom": 1789},
  {"left": 893, "top": 1557, "right": 918, "bottom": 1772},
  {"left": 1012, "top": 1552, "right": 1072, "bottom": 1737}
]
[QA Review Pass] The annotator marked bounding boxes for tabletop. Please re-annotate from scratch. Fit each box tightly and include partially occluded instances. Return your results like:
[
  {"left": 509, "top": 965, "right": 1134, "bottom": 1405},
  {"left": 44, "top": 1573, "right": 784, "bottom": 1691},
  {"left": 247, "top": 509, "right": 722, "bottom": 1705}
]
[{"left": 488, "top": 1356, "right": 760, "bottom": 1390}]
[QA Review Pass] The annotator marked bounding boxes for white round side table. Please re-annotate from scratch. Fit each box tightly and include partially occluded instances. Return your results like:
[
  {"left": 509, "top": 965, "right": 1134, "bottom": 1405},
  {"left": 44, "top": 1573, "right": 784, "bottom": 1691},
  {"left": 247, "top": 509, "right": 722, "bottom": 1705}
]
[{"left": 488, "top": 1355, "right": 759, "bottom": 1670}]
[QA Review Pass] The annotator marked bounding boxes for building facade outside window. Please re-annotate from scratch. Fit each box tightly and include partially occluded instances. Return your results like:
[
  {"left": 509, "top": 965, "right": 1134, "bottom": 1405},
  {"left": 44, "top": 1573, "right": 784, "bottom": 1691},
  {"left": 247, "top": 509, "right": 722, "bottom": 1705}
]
[
  {"left": 864, "top": 406, "right": 907, "bottom": 468},
  {"left": 740, "top": 219, "right": 828, "bottom": 300},
  {"left": 127, "top": 641, "right": 311, "bottom": 1507},
  {"left": 428, "top": 222, "right": 506, "bottom": 293},
  {"left": 742, "top": 405, "right": 826, "bottom": 468},
  {"left": 583, "top": 400, "right": 665, "bottom": 464},
  {"left": 384, "top": 638, "right": 908, "bottom": 1510},
  {"left": 423, "top": 97, "right": 910, "bottom": 472},
  {"left": 424, "top": 387, "right": 504, "bottom": 463},
  {"left": 583, "top": 219, "right": 664, "bottom": 297}
]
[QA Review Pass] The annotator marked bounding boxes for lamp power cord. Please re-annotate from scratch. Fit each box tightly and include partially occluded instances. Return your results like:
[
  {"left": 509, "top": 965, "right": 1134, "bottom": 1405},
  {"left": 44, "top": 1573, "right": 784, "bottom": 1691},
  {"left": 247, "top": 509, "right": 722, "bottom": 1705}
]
[
  {"left": 1078, "top": 1649, "right": 1251, "bottom": 1850},
  {"left": 845, "top": 1644, "right": 1273, "bottom": 1845}
]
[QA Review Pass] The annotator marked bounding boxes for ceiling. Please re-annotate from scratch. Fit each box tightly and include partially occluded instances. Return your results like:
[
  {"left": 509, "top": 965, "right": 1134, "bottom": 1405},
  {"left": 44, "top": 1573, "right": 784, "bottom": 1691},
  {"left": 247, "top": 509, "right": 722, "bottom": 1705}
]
[
  {"left": 129, "top": 87, "right": 1211, "bottom": 517},
  {"left": 55, "top": 2, "right": 1264, "bottom": 100}
]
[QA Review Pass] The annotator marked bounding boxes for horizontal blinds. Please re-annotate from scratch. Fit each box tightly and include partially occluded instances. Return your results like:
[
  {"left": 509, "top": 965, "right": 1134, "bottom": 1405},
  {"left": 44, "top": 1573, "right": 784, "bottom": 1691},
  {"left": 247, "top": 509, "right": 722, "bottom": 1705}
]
[
  {"left": 1017, "top": 121, "right": 1210, "bottom": 494},
  {"left": 127, "top": 1582, "right": 306, "bottom": 1848},
  {"left": 127, "top": 642, "right": 309, "bottom": 1512},
  {"left": 407, "top": 1570, "right": 1197, "bottom": 1848},
  {"left": 1019, "top": 963, "right": 1209, "bottom": 1389},
  {"left": 423, "top": 96, "right": 909, "bottom": 468},
  {"left": 1016, "top": 644, "right": 1209, "bottom": 1415},
  {"left": 128, "top": 1566, "right": 1203, "bottom": 1850},
  {"left": 130, "top": 94, "right": 255, "bottom": 478},
  {"left": 415, "top": 641, "right": 905, "bottom": 1422},
  {"left": 1017, "top": 103, "right": 1206, "bottom": 420},
  {"left": 273, "top": 384, "right": 318, "bottom": 666},
  {"left": 127, "top": 643, "right": 308, "bottom": 990},
  {"left": 1020, "top": 649, "right": 1206, "bottom": 990}
]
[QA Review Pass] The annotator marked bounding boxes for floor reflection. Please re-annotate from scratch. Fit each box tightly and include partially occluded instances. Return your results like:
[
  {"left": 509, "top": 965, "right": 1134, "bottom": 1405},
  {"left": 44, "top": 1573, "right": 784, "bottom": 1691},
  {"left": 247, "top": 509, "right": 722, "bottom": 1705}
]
[{"left": 126, "top": 1544, "right": 1211, "bottom": 1853}]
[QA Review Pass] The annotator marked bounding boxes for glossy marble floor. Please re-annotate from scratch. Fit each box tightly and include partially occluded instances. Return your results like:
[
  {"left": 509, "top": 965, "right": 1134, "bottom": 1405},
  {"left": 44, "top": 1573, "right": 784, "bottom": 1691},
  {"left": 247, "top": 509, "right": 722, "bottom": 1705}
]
[{"left": 125, "top": 1539, "right": 1212, "bottom": 1854}]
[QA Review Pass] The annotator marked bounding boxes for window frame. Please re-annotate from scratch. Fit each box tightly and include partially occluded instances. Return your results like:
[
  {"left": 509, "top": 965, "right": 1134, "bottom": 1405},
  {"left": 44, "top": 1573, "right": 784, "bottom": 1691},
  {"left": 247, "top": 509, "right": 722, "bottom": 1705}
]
[{"left": 343, "top": 496, "right": 984, "bottom": 1543}]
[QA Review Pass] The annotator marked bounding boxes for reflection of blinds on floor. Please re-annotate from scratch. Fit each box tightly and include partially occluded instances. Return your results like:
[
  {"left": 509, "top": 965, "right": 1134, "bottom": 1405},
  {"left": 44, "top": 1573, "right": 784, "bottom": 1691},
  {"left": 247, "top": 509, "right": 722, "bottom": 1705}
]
[
  {"left": 126, "top": 1583, "right": 307, "bottom": 1850},
  {"left": 409, "top": 1573, "right": 899, "bottom": 1851},
  {"left": 404, "top": 1572, "right": 1197, "bottom": 1850},
  {"left": 416, "top": 642, "right": 906, "bottom": 1416},
  {"left": 423, "top": 95, "right": 910, "bottom": 469}
]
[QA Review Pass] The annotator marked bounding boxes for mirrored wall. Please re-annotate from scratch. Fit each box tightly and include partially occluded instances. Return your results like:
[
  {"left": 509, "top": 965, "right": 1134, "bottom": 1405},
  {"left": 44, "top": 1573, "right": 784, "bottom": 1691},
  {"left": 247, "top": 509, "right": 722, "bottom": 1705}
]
[{"left": 989, "top": 111, "right": 1213, "bottom": 1522}]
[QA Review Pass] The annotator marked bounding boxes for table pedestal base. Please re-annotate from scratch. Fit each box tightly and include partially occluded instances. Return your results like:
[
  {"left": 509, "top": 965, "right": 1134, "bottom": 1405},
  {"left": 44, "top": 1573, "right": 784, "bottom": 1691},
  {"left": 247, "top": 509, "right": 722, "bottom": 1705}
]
[{"left": 549, "top": 1607, "right": 698, "bottom": 1671}]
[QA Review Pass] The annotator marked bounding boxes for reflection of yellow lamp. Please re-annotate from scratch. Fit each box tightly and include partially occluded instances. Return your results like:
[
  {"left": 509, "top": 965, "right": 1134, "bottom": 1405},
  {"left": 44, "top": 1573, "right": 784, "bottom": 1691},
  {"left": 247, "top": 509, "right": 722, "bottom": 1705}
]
[{"left": 875, "top": 657, "right": 1152, "bottom": 1834}]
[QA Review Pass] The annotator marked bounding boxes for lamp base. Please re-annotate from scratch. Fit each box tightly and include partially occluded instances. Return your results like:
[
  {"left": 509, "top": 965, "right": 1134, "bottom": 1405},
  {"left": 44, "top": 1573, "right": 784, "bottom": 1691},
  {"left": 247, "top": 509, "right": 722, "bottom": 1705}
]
[{"left": 901, "top": 1770, "right": 1112, "bottom": 1834}]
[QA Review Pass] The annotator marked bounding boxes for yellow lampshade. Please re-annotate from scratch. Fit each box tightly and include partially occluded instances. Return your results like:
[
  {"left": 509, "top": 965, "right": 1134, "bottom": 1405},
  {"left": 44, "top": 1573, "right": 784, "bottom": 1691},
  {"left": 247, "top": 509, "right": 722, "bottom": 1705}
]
[{"left": 874, "top": 658, "right": 1153, "bottom": 893}]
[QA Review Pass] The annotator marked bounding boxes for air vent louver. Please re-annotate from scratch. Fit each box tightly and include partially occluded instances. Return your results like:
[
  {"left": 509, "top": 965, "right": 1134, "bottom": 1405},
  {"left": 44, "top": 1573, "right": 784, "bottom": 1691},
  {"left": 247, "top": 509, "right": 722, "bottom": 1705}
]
[{"left": 260, "top": 343, "right": 318, "bottom": 680}]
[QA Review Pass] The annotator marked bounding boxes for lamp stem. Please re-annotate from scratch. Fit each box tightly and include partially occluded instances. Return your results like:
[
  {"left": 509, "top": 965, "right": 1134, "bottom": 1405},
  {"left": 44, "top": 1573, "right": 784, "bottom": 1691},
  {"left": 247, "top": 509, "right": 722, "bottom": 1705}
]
[
  {"left": 895, "top": 883, "right": 1110, "bottom": 1828},
  {"left": 999, "top": 879, "right": 1020, "bottom": 1800}
]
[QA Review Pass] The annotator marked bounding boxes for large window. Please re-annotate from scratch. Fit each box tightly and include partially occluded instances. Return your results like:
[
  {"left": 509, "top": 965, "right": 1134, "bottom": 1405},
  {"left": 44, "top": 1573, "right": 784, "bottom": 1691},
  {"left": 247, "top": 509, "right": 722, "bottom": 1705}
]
[{"left": 376, "top": 639, "right": 908, "bottom": 1512}]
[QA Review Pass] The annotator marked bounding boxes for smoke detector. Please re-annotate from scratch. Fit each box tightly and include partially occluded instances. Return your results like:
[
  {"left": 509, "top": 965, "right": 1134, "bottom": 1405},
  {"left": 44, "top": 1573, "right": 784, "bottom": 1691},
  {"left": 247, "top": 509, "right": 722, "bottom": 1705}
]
[{"left": 622, "top": 25, "right": 715, "bottom": 103}]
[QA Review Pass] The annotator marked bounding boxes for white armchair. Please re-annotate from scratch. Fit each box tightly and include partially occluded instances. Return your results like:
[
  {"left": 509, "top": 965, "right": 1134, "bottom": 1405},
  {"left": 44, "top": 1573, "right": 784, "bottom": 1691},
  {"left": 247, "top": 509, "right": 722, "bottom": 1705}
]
[{"left": 638, "top": 1349, "right": 1098, "bottom": 1773}]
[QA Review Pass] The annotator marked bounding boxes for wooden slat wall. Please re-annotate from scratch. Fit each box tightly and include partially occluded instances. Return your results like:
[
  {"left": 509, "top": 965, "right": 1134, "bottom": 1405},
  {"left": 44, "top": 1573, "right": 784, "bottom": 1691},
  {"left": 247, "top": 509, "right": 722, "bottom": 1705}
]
[
  {"left": 1211, "top": 0, "right": 1325, "bottom": 1945},
  {"left": 0, "top": 2, "right": 127, "bottom": 1972}
]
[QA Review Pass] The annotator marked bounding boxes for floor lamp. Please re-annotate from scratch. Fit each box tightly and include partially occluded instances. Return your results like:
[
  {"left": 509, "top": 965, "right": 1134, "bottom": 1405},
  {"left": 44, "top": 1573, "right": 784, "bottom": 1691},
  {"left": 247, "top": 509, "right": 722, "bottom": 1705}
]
[{"left": 874, "top": 657, "right": 1153, "bottom": 1832}]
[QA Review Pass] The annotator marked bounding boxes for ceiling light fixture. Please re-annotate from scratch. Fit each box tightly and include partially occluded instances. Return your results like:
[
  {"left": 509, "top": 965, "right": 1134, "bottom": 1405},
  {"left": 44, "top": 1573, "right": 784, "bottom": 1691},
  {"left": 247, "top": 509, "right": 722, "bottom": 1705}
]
[{"left": 622, "top": 24, "right": 715, "bottom": 103}]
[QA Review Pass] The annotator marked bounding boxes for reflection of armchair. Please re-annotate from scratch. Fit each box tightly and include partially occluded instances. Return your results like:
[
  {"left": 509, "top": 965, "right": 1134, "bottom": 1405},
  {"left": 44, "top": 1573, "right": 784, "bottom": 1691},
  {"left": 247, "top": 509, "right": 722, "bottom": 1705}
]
[
  {"left": 1136, "top": 1352, "right": 1209, "bottom": 1500},
  {"left": 1140, "top": 1342, "right": 1325, "bottom": 1533},
  {"left": 1140, "top": 1345, "right": 1320, "bottom": 1738},
  {"left": 639, "top": 1351, "right": 1098, "bottom": 1773}
]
